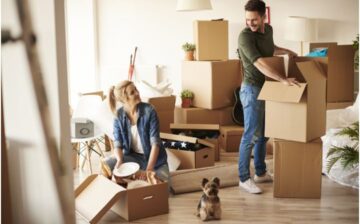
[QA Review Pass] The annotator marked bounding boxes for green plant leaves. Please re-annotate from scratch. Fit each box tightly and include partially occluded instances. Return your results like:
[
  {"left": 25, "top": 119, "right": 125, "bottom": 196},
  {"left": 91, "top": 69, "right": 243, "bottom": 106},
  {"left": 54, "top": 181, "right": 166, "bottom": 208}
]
[{"left": 326, "top": 122, "right": 359, "bottom": 174}]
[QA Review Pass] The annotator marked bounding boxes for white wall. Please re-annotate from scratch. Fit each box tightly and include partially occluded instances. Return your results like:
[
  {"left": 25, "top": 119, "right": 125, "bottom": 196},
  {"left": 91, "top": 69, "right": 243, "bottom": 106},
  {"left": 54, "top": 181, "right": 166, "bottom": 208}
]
[
  {"left": 66, "top": 0, "right": 98, "bottom": 107},
  {"left": 67, "top": 0, "right": 359, "bottom": 105},
  {"left": 2, "top": 0, "right": 75, "bottom": 223},
  {"left": 66, "top": 0, "right": 358, "bottom": 104}
]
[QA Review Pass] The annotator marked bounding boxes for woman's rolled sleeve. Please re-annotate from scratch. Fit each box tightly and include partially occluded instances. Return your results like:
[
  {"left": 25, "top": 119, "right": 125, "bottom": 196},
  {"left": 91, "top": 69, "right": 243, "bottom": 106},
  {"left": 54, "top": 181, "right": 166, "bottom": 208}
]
[
  {"left": 149, "top": 107, "right": 161, "bottom": 147},
  {"left": 113, "top": 119, "right": 123, "bottom": 148}
]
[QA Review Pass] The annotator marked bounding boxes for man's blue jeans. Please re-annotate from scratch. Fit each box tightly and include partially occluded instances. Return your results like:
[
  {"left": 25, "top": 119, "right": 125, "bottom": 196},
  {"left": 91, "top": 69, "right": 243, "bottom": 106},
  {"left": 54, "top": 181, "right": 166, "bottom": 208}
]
[{"left": 238, "top": 83, "right": 268, "bottom": 182}]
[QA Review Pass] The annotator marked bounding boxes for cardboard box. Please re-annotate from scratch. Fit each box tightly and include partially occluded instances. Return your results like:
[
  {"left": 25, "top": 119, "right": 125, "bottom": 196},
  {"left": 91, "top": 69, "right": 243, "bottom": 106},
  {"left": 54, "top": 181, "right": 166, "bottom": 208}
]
[
  {"left": 273, "top": 138, "right": 322, "bottom": 198},
  {"left": 170, "top": 123, "right": 220, "bottom": 161},
  {"left": 258, "top": 60, "right": 326, "bottom": 142},
  {"left": 160, "top": 132, "right": 215, "bottom": 169},
  {"left": 193, "top": 20, "right": 228, "bottom": 61},
  {"left": 182, "top": 60, "right": 242, "bottom": 109},
  {"left": 266, "top": 138, "right": 274, "bottom": 155},
  {"left": 219, "top": 125, "right": 244, "bottom": 152},
  {"left": 288, "top": 43, "right": 355, "bottom": 103},
  {"left": 157, "top": 110, "right": 174, "bottom": 133},
  {"left": 327, "top": 101, "right": 353, "bottom": 110},
  {"left": 174, "top": 106, "right": 234, "bottom": 125},
  {"left": 143, "top": 95, "right": 176, "bottom": 132},
  {"left": 75, "top": 174, "right": 169, "bottom": 223}
]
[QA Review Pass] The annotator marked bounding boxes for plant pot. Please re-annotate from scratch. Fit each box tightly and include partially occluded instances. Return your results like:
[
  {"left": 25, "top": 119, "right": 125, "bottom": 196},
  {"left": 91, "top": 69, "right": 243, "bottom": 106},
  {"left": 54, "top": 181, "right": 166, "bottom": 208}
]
[
  {"left": 181, "top": 98, "right": 193, "bottom": 108},
  {"left": 185, "top": 51, "right": 195, "bottom": 61}
]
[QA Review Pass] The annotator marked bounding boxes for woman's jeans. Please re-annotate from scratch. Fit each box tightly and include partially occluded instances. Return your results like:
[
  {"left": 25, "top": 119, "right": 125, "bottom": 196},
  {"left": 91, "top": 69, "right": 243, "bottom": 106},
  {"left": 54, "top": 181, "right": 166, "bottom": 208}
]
[
  {"left": 106, "top": 153, "right": 172, "bottom": 189},
  {"left": 238, "top": 83, "right": 268, "bottom": 182}
]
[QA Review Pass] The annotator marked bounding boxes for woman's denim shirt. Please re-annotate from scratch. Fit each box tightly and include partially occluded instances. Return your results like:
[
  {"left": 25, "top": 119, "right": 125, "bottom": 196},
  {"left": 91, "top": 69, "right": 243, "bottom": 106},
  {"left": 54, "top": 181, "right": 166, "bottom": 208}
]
[{"left": 113, "top": 102, "right": 167, "bottom": 169}]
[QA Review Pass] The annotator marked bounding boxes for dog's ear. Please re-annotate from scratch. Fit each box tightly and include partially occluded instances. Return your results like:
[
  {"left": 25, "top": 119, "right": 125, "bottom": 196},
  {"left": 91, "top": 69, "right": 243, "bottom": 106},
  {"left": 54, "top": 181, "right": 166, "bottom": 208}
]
[
  {"left": 202, "top": 178, "right": 209, "bottom": 188},
  {"left": 212, "top": 177, "right": 220, "bottom": 187}
]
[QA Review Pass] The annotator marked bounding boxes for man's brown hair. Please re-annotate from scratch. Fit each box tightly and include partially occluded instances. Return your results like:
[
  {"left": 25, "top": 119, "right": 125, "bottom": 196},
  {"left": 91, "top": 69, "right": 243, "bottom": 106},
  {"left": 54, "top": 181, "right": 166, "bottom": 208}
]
[{"left": 245, "top": 0, "right": 266, "bottom": 17}]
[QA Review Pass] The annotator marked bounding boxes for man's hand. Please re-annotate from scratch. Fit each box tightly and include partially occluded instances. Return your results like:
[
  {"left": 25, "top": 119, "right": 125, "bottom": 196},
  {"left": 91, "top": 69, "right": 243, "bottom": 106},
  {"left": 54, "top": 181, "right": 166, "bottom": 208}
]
[
  {"left": 287, "top": 50, "right": 298, "bottom": 58},
  {"left": 280, "top": 77, "right": 300, "bottom": 87}
]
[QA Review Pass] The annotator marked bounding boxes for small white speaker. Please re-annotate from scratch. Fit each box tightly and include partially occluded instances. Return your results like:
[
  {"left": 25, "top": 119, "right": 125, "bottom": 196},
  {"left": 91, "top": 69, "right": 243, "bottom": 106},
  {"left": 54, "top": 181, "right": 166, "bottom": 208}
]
[{"left": 71, "top": 118, "right": 94, "bottom": 138}]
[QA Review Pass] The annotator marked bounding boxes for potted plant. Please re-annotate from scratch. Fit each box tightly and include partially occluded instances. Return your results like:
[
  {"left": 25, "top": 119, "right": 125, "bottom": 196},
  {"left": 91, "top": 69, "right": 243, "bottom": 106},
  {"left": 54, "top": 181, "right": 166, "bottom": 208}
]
[
  {"left": 180, "top": 89, "right": 194, "bottom": 108},
  {"left": 182, "top": 42, "right": 196, "bottom": 61}
]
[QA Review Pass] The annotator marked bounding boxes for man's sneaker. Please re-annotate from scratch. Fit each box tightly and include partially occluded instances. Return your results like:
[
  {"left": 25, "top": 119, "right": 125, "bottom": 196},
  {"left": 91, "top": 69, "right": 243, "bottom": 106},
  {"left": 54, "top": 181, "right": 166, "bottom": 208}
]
[
  {"left": 254, "top": 172, "right": 273, "bottom": 183},
  {"left": 239, "top": 179, "right": 262, "bottom": 194}
]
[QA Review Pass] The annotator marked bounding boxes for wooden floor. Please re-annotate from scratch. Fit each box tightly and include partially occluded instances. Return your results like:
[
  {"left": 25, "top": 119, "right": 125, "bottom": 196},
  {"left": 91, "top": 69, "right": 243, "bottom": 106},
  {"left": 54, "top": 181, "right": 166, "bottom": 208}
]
[{"left": 74, "top": 150, "right": 359, "bottom": 224}]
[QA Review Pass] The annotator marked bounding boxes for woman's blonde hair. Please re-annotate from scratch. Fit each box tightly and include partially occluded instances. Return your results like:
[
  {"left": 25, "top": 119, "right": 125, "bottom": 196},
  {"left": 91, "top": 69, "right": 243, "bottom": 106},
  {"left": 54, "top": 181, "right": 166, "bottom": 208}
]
[{"left": 108, "top": 80, "right": 134, "bottom": 115}]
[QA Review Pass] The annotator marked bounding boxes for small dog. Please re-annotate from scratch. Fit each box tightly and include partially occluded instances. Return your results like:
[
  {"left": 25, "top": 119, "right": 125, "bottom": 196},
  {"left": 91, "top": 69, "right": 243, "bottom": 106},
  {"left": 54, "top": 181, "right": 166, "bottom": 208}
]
[{"left": 196, "top": 177, "right": 221, "bottom": 221}]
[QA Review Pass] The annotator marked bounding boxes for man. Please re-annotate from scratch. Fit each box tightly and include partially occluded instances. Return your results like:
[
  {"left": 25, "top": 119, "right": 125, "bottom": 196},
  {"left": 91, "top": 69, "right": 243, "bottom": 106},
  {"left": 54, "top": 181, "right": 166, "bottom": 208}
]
[{"left": 237, "top": 0, "right": 299, "bottom": 194}]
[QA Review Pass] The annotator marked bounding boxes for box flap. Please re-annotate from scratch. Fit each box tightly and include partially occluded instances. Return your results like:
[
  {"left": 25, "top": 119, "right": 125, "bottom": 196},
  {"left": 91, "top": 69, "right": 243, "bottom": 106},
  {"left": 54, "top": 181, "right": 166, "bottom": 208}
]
[
  {"left": 75, "top": 175, "right": 126, "bottom": 224},
  {"left": 170, "top": 123, "right": 220, "bottom": 131},
  {"left": 296, "top": 61, "right": 326, "bottom": 83},
  {"left": 262, "top": 57, "right": 286, "bottom": 80},
  {"left": 257, "top": 81, "right": 307, "bottom": 103},
  {"left": 197, "top": 139, "right": 215, "bottom": 148},
  {"left": 160, "top": 132, "right": 198, "bottom": 144},
  {"left": 160, "top": 132, "right": 214, "bottom": 147}
]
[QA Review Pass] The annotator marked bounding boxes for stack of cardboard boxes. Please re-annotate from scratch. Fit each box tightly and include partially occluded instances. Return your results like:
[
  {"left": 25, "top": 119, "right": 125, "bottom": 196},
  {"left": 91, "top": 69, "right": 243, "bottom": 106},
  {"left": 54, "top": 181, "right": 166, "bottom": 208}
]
[
  {"left": 258, "top": 58, "right": 327, "bottom": 198},
  {"left": 175, "top": 20, "right": 244, "bottom": 160}
]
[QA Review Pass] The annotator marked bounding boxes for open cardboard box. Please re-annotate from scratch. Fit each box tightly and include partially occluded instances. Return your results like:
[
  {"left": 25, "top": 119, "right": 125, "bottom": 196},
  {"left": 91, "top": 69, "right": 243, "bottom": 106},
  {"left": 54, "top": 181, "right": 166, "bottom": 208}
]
[
  {"left": 75, "top": 174, "right": 169, "bottom": 223},
  {"left": 160, "top": 132, "right": 215, "bottom": 169},
  {"left": 288, "top": 43, "right": 355, "bottom": 103},
  {"left": 170, "top": 123, "right": 220, "bottom": 161},
  {"left": 273, "top": 138, "right": 322, "bottom": 198},
  {"left": 258, "top": 60, "right": 326, "bottom": 142}
]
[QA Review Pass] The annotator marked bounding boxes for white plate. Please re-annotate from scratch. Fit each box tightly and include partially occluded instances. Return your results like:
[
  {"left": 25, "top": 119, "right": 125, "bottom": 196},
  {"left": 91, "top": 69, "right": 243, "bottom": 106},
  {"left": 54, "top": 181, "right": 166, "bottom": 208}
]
[{"left": 113, "top": 162, "right": 140, "bottom": 177}]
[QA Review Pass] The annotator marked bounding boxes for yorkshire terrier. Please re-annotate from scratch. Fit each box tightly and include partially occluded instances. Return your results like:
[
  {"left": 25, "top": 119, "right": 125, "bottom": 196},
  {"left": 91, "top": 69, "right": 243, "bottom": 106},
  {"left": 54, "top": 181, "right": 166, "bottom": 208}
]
[{"left": 196, "top": 177, "right": 221, "bottom": 221}]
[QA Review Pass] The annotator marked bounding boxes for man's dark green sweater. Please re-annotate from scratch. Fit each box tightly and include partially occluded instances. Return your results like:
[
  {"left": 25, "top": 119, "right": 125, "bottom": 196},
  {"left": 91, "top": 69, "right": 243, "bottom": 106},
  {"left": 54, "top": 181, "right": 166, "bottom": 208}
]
[{"left": 238, "top": 24, "right": 275, "bottom": 87}]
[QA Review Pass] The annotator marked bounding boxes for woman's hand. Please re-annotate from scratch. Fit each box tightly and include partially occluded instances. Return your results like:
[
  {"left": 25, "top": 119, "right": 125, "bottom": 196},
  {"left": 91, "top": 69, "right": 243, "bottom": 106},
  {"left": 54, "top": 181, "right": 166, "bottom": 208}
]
[
  {"left": 138, "top": 171, "right": 148, "bottom": 181},
  {"left": 115, "top": 159, "right": 123, "bottom": 169},
  {"left": 137, "top": 169, "right": 155, "bottom": 181}
]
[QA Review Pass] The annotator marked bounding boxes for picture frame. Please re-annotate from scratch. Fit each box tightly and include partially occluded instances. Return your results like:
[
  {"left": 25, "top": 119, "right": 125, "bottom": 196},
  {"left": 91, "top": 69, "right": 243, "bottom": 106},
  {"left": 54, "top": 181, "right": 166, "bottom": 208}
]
[{"left": 265, "top": 6, "right": 270, "bottom": 24}]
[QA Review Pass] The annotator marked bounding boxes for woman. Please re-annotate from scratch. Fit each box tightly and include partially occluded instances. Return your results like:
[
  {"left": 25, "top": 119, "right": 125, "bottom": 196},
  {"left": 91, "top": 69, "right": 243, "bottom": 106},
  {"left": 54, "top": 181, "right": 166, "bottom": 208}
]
[{"left": 105, "top": 80, "right": 171, "bottom": 185}]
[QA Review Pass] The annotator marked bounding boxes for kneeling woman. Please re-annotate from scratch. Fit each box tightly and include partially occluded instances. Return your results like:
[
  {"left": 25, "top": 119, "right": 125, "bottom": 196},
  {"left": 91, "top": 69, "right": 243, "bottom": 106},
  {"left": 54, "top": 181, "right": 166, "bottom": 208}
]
[{"left": 105, "top": 80, "right": 171, "bottom": 185}]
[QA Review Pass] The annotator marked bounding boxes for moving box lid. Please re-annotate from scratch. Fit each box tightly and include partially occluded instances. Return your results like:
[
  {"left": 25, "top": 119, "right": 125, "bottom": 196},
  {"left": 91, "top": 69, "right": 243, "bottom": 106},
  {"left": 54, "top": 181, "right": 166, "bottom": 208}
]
[
  {"left": 258, "top": 81, "right": 307, "bottom": 103},
  {"left": 170, "top": 123, "right": 220, "bottom": 131},
  {"left": 160, "top": 132, "right": 214, "bottom": 148},
  {"left": 75, "top": 175, "right": 126, "bottom": 224},
  {"left": 296, "top": 60, "right": 327, "bottom": 83}
]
